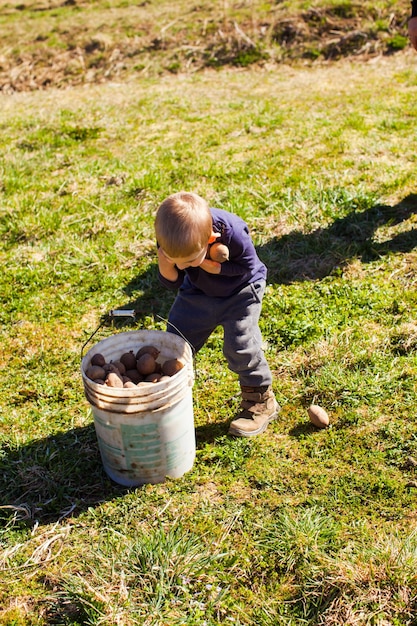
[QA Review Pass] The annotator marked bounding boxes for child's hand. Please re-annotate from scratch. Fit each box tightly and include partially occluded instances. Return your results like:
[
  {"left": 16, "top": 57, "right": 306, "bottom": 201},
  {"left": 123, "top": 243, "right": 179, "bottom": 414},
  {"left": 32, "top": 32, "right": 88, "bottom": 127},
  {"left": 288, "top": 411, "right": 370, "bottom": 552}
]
[
  {"left": 158, "top": 247, "right": 179, "bottom": 282},
  {"left": 158, "top": 246, "right": 174, "bottom": 265},
  {"left": 200, "top": 258, "right": 221, "bottom": 274}
]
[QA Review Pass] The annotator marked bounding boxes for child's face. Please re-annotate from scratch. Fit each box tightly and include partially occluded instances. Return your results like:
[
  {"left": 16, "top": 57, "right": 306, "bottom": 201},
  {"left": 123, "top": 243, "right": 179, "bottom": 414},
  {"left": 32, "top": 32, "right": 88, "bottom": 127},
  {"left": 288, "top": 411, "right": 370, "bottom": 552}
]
[{"left": 164, "top": 245, "right": 208, "bottom": 270}]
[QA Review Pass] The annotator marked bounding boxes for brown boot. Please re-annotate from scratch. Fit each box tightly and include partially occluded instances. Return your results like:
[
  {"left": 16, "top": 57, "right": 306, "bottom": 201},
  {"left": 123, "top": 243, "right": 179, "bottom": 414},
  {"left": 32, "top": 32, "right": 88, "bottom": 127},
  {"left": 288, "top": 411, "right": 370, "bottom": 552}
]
[{"left": 228, "top": 385, "right": 280, "bottom": 437}]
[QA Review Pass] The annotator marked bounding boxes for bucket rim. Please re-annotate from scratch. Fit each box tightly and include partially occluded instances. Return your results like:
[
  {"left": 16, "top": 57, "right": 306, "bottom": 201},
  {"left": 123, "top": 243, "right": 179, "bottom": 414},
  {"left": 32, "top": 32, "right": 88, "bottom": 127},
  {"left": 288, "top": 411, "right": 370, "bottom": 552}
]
[{"left": 81, "top": 328, "right": 194, "bottom": 397}]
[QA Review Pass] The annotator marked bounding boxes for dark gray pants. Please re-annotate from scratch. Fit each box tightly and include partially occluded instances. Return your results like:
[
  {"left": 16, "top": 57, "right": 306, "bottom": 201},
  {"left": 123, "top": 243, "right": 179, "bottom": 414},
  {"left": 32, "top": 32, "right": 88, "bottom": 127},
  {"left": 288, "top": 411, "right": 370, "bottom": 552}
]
[{"left": 167, "top": 280, "right": 272, "bottom": 388}]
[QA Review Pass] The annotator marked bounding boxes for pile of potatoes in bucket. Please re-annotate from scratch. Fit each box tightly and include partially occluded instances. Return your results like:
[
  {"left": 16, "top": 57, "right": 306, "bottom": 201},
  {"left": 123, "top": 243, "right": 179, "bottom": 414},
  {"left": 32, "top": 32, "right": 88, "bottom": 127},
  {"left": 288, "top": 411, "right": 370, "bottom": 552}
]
[{"left": 85, "top": 345, "right": 184, "bottom": 388}]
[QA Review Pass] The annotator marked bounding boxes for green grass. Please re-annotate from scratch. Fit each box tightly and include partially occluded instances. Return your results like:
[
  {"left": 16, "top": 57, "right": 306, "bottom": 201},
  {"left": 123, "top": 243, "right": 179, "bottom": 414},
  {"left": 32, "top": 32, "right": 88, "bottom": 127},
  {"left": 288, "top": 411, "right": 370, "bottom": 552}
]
[{"left": 1, "top": 2, "right": 417, "bottom": 623}]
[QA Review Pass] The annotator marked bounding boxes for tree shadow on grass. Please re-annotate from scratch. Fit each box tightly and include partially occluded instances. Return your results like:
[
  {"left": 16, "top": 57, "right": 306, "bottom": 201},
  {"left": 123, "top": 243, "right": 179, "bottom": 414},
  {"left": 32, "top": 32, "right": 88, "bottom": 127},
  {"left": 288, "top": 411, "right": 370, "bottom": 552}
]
[
  {"left": 98, "top": 194, "right": 417, "bottom": 335},
  {"left": 288, "top": 422, "right": 324, "bottom": 438},
  {"left": 0, "top": 425, "right": 126, "bottom": 525},
  {"left": 195, "top": 421, "right": 229, "bottom": 444},
  {"left": 0, "top": 420, "right": 228, "bottom": 527},
  {"left": 121, "top": 263, "right": 174, "bottom": 324},
  {"left": 107, "top": 195, "right": 417, "bottom": 330},
  {"left": 258, "top": 194, "right": 417, "bottom": 284},
  {"left": 92, "top": 194, "right": 417, "bottom": 446},
  {"left": 80, "top": 264, "right": 174, "bottom": 349},
  {"left": 23, "top": 193, "right": 416, "bottom": 516}
]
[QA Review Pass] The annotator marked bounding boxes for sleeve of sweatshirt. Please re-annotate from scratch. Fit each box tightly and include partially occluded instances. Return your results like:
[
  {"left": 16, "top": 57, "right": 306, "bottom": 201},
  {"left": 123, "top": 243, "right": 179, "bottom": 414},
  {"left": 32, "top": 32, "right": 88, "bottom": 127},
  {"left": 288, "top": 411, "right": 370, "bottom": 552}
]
[
  {"left": 216, "top": 223, "right": 259, "bottom": 278},
  {"left": 158, "top": 270, "right": 185, "bottom": 290},
  {"left": 412, "top": 0, "right": 417, "bottom": 17}
]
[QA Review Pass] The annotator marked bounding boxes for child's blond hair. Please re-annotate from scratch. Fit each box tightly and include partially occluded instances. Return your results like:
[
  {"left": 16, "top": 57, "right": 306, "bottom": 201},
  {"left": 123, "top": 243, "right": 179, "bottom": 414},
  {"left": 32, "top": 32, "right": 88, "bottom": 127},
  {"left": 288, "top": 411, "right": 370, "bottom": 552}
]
[{"left": 155, "top": 192, "right": 212, "bottom": 257}]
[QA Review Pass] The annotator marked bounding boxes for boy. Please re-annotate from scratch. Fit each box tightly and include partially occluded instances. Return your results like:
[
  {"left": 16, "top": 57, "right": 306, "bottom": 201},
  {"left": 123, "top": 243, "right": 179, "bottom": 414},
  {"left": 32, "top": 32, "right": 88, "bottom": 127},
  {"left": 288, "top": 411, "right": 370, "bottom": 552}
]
[{"left": 155, "top": 191, "right": 279, "bottom": 437}]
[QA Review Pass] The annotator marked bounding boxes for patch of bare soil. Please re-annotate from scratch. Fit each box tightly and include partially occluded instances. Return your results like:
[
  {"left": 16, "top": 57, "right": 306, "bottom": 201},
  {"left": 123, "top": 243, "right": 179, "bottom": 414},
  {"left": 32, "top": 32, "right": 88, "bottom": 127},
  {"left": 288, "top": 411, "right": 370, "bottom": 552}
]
[{"left": 0, "top": 3, "right": 411, "bottom": 93}]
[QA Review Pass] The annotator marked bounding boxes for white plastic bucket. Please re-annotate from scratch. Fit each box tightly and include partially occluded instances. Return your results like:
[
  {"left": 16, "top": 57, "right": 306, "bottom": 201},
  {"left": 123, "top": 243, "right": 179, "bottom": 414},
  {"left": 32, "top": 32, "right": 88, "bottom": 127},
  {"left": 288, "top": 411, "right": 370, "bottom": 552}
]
[{"left": 81, "top": 329, "right": 195, "bottom": 487}]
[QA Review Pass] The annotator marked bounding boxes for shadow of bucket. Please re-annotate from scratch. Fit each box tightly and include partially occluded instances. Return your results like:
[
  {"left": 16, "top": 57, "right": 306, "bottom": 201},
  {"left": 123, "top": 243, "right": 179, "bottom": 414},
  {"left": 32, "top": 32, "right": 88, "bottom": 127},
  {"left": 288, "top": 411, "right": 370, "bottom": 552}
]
[{"left": 81, "top": 329, "right": 195, "bottom": 487}]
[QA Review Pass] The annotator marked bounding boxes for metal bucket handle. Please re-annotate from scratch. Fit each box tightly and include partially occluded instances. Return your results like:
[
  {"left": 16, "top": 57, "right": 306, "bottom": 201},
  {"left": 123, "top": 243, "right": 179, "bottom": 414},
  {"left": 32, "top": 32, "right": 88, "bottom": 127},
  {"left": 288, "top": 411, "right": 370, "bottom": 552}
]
[
  {"left": 80, "top": 309, "right": 136, "bottom": 360},
  {"left": 81, "top": 310, "right": 196, "bottom": 365}
]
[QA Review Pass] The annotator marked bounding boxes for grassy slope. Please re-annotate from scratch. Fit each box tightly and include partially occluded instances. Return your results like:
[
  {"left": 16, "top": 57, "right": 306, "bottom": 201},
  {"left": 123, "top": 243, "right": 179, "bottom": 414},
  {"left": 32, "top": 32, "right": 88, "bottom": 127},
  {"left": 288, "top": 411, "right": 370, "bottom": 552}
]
[
  {"left": 1, "top": 1, "right": 417, "bottom": 625},
  {"left": 0, "top": 0, "right": 413, "bottom": 92}
]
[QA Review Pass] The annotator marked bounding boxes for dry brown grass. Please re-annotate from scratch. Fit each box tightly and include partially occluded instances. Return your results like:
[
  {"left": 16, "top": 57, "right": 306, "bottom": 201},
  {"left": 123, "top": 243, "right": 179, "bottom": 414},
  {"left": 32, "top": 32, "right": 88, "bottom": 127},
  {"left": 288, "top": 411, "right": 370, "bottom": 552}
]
[{"left": 0, "top": 0, "right": 412, "bottom": 93}]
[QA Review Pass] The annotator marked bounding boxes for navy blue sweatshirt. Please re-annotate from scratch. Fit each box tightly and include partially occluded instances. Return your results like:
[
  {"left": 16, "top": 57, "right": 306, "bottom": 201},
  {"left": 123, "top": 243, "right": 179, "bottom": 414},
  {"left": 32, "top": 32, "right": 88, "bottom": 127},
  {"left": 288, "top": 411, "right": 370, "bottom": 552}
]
[
  {"left": 412, "top": 0, "right": 417, "bottom": 17},
  {"left": 158, "top": 208, "right": 267, "bottom": 297}
]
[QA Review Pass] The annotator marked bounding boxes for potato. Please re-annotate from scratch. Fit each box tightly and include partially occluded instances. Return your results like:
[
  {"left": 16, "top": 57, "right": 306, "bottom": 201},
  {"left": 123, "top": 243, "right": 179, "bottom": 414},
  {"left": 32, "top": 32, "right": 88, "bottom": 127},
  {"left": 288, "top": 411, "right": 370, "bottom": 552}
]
[
  {"left": 137, "top": 353, "right": 156, "bottom": 375},
  {"left": 105, "top": 372, "right": 124, "bottom": 388},
  {"left": 86, "top": 365, "right": 106, "bottom": 381},
  {"left": 120, "top": 350, "right": 137, "bottom": 371},
  {"left": 125, "top": 369, "right": 143, "bottom": 384},
  {"left": 145, "top": 372, "right": 162, "bottom": 383},
  {"left": 136, "top": 345, "right": 160, "bottom": 360},
  {"left": 162, "top": 358, "right": 184, "bottom": 377},
  {"left": 307, "top": 405, "right": 329, "bottom": 429},
  {"left": 91, "top": 353, "right": 106, "bottom": 367},
  {"left": 103, "top": 362, "right": 120, "bottom": 374},
  {"left": 112, "top": 360, "right": 126, "bottom": 375},
  {"left": 209, "top": 242, "right": 229, "bottom": 263}
]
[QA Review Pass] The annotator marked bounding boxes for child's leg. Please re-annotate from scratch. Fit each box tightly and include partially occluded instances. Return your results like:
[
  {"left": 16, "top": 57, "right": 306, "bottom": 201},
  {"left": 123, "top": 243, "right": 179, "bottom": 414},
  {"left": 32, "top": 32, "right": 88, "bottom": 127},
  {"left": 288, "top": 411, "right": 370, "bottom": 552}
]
[
  {"left": 167, "top": 289, "right": 216, "bottom": 353},
  {"left": 222, "top": 281, "right": 279, "bottom": 437},
  {"left": 222, "top": 281, "right": 272, "bottom": 387}
]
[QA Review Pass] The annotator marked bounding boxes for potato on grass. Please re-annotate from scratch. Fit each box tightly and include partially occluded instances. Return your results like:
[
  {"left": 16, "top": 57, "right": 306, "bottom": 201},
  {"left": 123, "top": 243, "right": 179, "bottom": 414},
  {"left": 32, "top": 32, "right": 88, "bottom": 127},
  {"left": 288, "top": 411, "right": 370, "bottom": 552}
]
[{"left": 307, "top": 405, "right": 329, "bottom": 429}]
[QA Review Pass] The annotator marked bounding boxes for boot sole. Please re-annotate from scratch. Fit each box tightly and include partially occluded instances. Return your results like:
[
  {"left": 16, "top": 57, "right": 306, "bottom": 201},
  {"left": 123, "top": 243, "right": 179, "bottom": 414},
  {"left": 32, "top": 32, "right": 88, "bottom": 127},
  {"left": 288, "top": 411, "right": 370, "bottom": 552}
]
[{"left": 228, "top": 407, "right": 280, "bottom": 438}]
